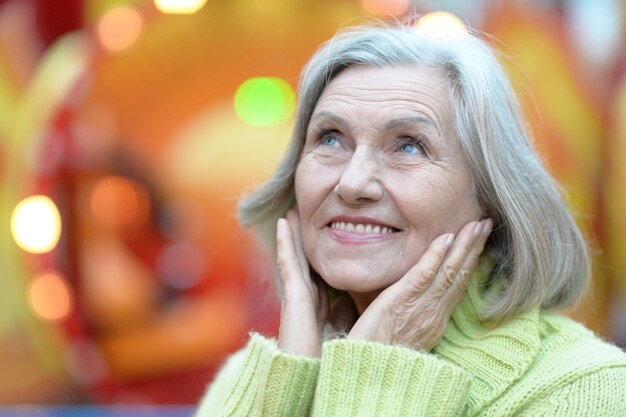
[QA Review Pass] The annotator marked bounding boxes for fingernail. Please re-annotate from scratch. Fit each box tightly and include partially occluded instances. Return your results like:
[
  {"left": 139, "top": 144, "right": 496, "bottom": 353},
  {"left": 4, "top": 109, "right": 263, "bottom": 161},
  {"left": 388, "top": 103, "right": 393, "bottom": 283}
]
[
  {"left": 482, "top": 218, "right": 493, "bottom": 235},
  {"left": 445, "top": 233, "right": 454, "bottom": 245},
  {"left": 473, "top": 221, "right": 483, "bottom": 235}
]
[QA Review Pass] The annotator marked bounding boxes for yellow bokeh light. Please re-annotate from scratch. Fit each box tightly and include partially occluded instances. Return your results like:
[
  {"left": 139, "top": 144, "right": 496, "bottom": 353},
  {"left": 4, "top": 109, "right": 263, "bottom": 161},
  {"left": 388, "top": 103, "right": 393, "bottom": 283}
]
[
  {"left": 414, "top": 12, "right": 468, "bottom": 39},
  {"left": 28, "top": 271, "right": 73, "bottom": 322},
  {"left": 154, "top": 0, "right": 208, "bottom": 14},
  {"left": 360, "top": 0, "right": 410, "bottom": 17},
  {"left": 11, "top": 195, "right": 62, "bottom": 254},
  {"left": 97, "top": 6, "right": 144, "bottom": 52}
]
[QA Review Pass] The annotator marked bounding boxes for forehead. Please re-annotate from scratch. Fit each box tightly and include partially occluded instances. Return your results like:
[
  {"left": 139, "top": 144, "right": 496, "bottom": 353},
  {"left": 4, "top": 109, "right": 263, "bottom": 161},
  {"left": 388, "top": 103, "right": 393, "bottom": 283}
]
[{"left": 313, "top": 65, "right": 453, "bottom": 126}]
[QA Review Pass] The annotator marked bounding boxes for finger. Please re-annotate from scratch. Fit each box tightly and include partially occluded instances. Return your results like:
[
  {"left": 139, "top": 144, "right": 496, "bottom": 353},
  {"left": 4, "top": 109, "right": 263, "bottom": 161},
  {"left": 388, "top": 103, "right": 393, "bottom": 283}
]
[
  {"left": 394, "top": 232, "right": 455, "bottom": 295},
  {"left": 441, "top": 218, "right": 493, "bottom": 316},
  {"left": 286, "top": 209, "right": 309, "bottom": 277},
  {"left": 428, "top": 220, "right": 484, "bottom": 299},
  {"left": 276, "top": 218, "right": 306, "bottom": 289},
  {"left": 457, "top": 218, "right": 493, "bottom": 280}
]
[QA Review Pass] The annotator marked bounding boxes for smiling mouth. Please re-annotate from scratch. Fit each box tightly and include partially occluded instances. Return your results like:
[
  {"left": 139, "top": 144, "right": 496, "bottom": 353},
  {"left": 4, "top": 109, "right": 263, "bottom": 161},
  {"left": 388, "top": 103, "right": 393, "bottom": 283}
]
[{"left": 329, "top": 221, "right": 400, "bottom": 234}]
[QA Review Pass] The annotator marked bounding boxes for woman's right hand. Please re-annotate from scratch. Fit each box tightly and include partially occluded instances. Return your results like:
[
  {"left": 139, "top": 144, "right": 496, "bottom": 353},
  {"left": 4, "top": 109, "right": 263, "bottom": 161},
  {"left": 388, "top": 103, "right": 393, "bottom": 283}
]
[{"left": 276, "top": 209, "right": 356, "bottom": 357}]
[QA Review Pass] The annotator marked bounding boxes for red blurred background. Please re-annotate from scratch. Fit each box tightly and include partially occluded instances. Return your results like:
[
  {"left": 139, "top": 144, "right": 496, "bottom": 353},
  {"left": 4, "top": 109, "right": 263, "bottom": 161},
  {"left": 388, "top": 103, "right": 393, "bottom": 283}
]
[{"left": 0, "top": 0, "right": 624, "bottom": 411}]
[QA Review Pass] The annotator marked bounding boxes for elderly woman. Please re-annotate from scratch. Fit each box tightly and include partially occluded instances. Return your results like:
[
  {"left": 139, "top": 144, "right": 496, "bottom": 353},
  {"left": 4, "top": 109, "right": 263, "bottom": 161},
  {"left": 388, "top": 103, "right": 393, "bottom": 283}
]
[{"left": 195, "top": 20, "right": 626, "bottom": 416}]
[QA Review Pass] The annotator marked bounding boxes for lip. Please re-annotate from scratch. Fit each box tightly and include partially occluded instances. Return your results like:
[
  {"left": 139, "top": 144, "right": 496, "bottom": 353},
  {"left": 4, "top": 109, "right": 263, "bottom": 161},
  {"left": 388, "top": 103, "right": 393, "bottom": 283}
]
[{"left": 325, "top": 215, "right": 401, "bottom": 244}]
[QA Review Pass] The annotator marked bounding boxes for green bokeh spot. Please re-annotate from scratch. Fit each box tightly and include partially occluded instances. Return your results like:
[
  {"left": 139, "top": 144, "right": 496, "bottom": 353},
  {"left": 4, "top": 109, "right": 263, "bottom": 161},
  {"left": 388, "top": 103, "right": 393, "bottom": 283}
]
[{"left": 234, "top": 77, "right": 295, "bottom": 126}]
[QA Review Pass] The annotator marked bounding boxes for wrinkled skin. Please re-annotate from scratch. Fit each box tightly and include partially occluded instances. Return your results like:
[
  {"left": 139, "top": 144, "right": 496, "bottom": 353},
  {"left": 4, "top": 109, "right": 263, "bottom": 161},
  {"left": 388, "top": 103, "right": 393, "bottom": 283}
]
[{"left": 277, "top": 65, "right": 493, "bottom": 357}]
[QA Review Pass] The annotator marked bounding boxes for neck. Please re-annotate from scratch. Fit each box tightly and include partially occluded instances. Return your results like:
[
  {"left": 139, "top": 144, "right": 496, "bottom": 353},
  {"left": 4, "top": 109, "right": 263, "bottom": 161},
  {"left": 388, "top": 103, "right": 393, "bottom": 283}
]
[{"left": 348, "top": 290, "right": 382, "bottom": 315}]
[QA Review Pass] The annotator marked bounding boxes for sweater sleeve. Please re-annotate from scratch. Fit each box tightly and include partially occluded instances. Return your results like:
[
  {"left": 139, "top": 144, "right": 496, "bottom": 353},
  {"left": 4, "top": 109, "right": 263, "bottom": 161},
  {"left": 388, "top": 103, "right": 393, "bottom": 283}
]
[
  {"left": 311, "top": 338, "right": 472, "bottom": 416},
  {"left": 519, "top": 366, "right": 626, "bottom": 416},
  {"left": 194, "top": 333, "right": 320, "bottom": 417}
]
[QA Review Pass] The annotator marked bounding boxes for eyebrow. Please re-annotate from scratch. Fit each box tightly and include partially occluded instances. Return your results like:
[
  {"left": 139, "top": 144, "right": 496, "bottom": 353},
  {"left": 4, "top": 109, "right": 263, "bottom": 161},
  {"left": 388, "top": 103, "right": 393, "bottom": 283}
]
[
  {"left": 385, "top": 116, "right": 440, "bottom": 135},
  {"left": 310, "top": 111, "right": 351, "bottom": 129},
  {"left": 310, "top": 111, "right": 439, "bottom": 135}
]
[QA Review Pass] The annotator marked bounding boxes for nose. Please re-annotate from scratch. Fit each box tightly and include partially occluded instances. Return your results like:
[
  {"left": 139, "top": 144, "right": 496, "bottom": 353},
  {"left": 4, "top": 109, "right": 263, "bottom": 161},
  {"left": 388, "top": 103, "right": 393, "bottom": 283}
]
[{"left": 335, "top": 146, "right": 383, "bottom": 205}]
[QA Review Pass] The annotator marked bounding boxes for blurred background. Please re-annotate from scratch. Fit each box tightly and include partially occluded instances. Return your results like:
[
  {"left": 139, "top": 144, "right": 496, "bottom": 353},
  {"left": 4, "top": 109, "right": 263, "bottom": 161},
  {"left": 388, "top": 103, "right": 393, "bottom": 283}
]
[{"left": 0, "top": 0, "right": 625, "bottom": 415}]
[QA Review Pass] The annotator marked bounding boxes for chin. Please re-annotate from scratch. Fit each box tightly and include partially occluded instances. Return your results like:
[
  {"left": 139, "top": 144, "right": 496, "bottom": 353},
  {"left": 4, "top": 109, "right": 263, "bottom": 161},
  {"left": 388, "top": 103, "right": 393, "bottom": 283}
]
[{"left": 318, "top": 267, "right": 398, "bottom": 293}]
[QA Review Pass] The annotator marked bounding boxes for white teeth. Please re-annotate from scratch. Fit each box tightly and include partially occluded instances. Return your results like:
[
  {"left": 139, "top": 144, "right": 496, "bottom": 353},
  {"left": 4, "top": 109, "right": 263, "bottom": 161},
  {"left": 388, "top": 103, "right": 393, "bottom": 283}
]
[{"left": 330, "top": 222, "right": 395, "bottom": 234}]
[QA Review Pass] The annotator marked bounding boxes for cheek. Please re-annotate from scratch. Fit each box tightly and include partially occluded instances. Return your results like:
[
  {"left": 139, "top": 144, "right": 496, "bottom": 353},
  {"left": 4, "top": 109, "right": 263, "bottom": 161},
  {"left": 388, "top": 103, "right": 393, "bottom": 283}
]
[
  {"left": 294, "top": 162, "right": 316, "bottom": 218},
  {"left": 394, "top": 170, "right": 482, "bottom": 233},
  {"left": 294, "top": 161, "right": 341, "bottom": 271},
  {"left": 294, "top": 162, "right": 325, "bottom": 248},
  {"left": 294, "top": 158, "right": 337, "bottom": 215}
]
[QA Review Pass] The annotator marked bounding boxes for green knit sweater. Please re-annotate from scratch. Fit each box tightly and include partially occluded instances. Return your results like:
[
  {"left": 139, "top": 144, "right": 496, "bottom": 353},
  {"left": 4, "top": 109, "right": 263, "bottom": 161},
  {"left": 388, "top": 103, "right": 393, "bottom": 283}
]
[{"left": 194, "top": 264, "right": 626, "bottom": 416}]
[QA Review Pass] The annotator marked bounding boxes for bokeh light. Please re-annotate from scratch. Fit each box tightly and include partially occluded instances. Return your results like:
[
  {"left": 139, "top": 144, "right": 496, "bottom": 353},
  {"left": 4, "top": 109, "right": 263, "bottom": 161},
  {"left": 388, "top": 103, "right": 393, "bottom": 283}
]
[
  {"left": 414, "top": 11, "right": 468, "bottom": 39},
  {"left": 90, "top": 175, "right": 150, "bottom": 230},
  {"left": 27, "top": 271, "right": 73, "bottom": 322},
  {"left": 96, "top": 6, "right": 144, "bottom": 52},
  {"left": 65, "top": 339, "right": 107, "bottom": 386},
  {"left": 157, "top": 242, "right": 207, "bottom": 290},
  {"left": 234, "top": 77, "right": 295, "bottom": 127},
  {"left": 167, "top": 103, "right": 292, "bottom": 193},
  {"left": 154, "top": 0, "right": 208, "bottom": 14},
  {"left": 11, "top": 195, "right": 62, "bottom": 254},
  {"left": 360, "top": 0, "right": 411, "bottom": 17},
  {"left": 80, "top": 238, "right": 158, "bottom": 331}
]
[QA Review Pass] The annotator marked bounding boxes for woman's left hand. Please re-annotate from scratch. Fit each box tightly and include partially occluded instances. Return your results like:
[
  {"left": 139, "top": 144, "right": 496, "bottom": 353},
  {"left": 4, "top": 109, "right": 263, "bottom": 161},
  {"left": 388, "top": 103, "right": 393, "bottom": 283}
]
[{"left": 347, "top": 218, "right": 493, "bottom": 351}]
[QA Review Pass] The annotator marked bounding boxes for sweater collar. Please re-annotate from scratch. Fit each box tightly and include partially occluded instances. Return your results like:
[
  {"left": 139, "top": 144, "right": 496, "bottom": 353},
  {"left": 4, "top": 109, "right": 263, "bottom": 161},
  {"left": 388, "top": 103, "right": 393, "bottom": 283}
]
[{"left": 433, "top": 256, "right": 542, "bottom": 416}]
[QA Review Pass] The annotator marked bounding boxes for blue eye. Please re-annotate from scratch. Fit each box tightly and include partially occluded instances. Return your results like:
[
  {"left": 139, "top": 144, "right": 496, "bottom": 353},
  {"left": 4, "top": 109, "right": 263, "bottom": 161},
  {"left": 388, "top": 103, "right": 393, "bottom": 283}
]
[
  {"left": 398, "top": 137, "right": 427, "bottom": 155},
  {"left": 321, "top": 134, "right": 340, "bottom": 146},
  {"left": 399, "top": 143, "right": 420, "bottom": 154}
]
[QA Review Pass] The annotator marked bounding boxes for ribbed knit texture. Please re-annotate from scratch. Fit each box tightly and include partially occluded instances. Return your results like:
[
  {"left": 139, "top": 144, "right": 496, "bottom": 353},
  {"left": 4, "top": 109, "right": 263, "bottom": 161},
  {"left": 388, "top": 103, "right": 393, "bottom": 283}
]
[
  {"left": 312, "top": 339, "right": 471, "bottom": 416},
  {"left": 195, "top": 261, "right": 626, "bottom": 416},
  {"left": 196, "top": 334, "right": 320, "bottom": 417}
]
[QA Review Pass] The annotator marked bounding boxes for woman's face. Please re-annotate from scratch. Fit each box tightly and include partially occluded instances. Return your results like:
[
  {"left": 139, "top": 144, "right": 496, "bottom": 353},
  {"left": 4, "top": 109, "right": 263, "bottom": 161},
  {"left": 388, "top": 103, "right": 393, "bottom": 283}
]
[{"left": 294, "top": 65, "right": 483, "bottom": 311}]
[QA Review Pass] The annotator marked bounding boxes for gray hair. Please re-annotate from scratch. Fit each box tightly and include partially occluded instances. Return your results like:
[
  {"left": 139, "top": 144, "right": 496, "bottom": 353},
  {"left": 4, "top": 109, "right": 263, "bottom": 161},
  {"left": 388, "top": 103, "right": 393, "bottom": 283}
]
[{"left": 237, "top": 20, "right": 590, "bottom": 322}]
